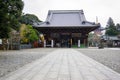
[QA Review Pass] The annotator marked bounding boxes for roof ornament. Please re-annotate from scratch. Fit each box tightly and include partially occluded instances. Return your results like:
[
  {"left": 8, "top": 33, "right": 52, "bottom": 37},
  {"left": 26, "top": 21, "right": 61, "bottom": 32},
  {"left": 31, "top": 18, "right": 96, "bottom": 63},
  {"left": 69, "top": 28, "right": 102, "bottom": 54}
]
[
  {"left": 46, "top": 21, "right": 50, "bottom": 24},
  {"left": 92, "top": 22, "right": 95, "bottom": 25},
  {"left": 82, "top": 21, "right": 86, "bottom": 24},
  {"left": 81, "top": 10, "right": 84, "bottom": 14}
]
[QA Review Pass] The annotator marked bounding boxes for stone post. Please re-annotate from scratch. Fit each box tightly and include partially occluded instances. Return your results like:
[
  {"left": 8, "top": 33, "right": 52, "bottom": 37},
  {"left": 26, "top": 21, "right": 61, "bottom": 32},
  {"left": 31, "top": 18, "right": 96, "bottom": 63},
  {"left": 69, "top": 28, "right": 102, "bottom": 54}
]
[
  {"left": 44, "top": 40, "right": 46, "bottom": 48},
  {"left": 78, "top": 40, "right": 80, "bottom": 48},
  {"left": 51, "top": 40, "right": 54, "bottom": 48}
]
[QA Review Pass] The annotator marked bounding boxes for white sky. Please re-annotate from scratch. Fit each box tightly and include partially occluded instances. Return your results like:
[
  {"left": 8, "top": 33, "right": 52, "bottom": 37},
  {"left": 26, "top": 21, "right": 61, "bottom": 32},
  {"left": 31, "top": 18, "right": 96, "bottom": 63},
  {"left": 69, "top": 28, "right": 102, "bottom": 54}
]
[{"left": 23, "top": 0, "right": 120, "bottom": 27}]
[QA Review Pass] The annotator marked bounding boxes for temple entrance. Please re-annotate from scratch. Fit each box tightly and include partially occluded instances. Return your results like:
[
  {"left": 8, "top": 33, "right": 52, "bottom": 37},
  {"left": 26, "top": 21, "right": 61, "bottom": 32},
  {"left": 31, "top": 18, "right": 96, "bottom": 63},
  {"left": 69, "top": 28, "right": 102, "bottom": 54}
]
[
  {"left": 60, "top": 33, "right": 71, "bottom": 47},
  {"left": 44, "top": 33, "right": 88, "bottom": 48}
]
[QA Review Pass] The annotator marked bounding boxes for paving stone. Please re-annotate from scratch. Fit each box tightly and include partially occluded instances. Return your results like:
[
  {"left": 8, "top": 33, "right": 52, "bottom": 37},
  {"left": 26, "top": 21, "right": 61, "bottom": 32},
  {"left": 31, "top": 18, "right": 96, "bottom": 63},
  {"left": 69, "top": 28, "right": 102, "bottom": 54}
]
[{"left": 0, "top": 49, "right": 120, "bottom": 80}]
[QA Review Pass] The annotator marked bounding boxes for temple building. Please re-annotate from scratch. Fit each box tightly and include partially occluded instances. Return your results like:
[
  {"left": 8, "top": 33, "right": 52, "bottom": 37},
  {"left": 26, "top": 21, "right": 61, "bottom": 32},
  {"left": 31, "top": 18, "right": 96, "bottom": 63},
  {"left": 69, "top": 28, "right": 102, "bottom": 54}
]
[{"left": 33, "top": 10, "right": 100, "bottom": 48}]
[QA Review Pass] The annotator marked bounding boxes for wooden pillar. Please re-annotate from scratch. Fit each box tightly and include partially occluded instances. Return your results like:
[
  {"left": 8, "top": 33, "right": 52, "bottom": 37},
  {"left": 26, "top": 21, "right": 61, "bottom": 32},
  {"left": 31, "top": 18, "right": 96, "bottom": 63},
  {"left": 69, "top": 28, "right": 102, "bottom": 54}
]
[
  {"left": 84, "top": 34, "right": 88, "bottom": 47},
  {"left": 84, "top": 39, "right": 86, "bottom": 47},
  {"left": 86, "top": 35, "right": 88, "bottom": 47},
  {"left": 70, "top": 39, "right": 72, "bottom": 46}
]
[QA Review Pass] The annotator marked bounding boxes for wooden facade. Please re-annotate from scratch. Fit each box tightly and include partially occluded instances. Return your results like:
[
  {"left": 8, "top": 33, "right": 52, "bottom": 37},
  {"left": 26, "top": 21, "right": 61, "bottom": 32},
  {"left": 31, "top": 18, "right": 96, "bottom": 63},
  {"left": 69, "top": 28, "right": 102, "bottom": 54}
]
[{"left": 33, "top": 10, "right": 100, "bottom": 48}]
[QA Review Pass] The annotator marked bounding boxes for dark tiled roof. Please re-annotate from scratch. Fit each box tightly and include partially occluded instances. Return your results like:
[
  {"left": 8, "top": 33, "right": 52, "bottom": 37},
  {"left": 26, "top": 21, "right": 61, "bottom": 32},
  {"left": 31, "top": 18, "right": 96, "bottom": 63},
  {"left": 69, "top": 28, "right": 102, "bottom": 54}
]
[
  {"left": 33, "top": 10, "right": 100, "bottom": 27},
  {"left": 102, "top": 35, "right": 120, "bottom": 41}
]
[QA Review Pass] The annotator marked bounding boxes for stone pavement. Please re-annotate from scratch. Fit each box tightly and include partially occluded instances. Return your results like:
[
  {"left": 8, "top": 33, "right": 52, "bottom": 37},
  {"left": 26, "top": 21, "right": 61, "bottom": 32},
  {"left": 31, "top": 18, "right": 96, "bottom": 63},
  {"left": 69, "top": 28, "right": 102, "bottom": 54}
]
[{"left": 0, "top": 49, "right": 120, "bottom": 80}]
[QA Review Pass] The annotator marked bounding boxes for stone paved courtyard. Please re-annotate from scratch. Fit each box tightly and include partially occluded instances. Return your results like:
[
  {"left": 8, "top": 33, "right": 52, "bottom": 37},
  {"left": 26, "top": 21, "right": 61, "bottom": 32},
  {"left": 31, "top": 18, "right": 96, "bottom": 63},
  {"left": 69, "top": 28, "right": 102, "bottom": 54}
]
[
  {"left": 0, "top": 48, "right": 120, "bottom": 80},
  {"left": 77, "top": 48, "right": 120, "bottom": 73},
  {"left": 0, "top": 48, "right": 55, "bottom": 77}
]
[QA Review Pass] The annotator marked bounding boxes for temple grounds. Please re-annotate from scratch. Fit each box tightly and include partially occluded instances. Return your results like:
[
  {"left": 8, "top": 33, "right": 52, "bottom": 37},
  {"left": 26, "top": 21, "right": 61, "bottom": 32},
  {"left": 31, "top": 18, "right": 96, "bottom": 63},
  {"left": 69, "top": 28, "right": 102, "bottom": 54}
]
[{"left": 0, "top": 48, "right": 120, "bottom": 80}]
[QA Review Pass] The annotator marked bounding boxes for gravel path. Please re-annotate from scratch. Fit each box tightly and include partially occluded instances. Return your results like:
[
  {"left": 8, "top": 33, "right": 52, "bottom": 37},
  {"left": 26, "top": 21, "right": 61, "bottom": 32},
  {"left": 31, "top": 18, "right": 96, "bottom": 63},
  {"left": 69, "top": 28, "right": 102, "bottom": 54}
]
[
  {"left": 77, "top": 48, "right": 120, "bottom": 74},
  {"left": 0, "top": 48, "right": 55, "bottom": 78}
]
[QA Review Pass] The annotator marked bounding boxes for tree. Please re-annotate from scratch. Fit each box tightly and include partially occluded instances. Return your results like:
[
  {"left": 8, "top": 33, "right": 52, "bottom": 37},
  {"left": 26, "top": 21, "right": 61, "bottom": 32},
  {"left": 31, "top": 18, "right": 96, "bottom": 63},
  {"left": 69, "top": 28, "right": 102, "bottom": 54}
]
[
  {"left": 0, "top": 0, "right": 24, "bottom": 39},
  {"left": 20, "top": 24, "right": 39, "bottom": 44},
  {"left": 88, "top": 32, "right": 100, "bottom": 47},
  {"left": 116, "top": 23, "right": 120, "bottom": 31},
  {"left": 105, "top": 17, "right": 119, "bottom": 36},
  {"left": 20, "top": 24, "right": 29, "bottom": 44},
  {"left": 19, "top": 14, "right": 42, "bottom": 25},
  {"left": 27, "top": 25, "right": 39, "bottom": 43},
  {"left": 116, "top": 23, "right": 120, "bottom": 38},
  {"left": 106, "top": 17, "right": 114, "bottom": 27}
]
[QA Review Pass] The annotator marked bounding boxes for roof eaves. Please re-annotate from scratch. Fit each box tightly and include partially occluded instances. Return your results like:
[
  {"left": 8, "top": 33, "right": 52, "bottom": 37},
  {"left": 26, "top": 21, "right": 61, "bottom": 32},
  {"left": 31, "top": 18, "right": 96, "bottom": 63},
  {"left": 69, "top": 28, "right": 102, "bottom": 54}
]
[{"left": 35, "top": 25, "right": 99, "bottom": 28}]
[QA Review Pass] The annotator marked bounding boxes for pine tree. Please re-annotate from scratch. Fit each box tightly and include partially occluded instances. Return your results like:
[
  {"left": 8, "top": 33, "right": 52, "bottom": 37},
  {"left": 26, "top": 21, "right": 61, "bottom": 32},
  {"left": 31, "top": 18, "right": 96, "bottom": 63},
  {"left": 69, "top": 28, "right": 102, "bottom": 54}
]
[
  {"left": 105, "top": 17, "right": 119, "bottom": 36},
  {"left": 116, "top": 23, "right": 120, "bottom": 31}
]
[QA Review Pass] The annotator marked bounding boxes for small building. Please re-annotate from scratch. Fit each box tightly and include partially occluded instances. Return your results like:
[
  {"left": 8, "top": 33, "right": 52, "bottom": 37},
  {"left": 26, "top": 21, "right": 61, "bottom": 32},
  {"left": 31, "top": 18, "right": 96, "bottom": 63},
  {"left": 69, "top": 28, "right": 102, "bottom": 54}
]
[
  {"left": 33, "top": 10, "right": 100, "bottom": 48},
  {"left": 101, "top": 35, "right": 120, "bottom": 47}
]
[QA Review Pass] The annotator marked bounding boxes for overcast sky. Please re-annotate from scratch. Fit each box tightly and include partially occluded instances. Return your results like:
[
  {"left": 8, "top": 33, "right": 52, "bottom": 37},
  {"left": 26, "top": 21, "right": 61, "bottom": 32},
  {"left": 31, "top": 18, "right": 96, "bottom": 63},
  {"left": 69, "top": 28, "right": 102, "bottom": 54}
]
[{"left": 23, "top": 0, "right": 120, "bottom": 27}]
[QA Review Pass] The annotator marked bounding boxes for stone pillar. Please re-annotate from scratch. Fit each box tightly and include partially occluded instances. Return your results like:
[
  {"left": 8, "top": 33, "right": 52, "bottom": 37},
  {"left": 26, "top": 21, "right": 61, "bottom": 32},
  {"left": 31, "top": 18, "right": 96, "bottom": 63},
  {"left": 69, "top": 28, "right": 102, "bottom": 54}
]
[
  {"left": 44, "top": 40, "right": 46, "bottom": 48},
  {"left": 51, "top": 40, "right": 54, "bottom": 48},
  {"left": 78, "top": 40, "right": 80, "bottom": 48}
]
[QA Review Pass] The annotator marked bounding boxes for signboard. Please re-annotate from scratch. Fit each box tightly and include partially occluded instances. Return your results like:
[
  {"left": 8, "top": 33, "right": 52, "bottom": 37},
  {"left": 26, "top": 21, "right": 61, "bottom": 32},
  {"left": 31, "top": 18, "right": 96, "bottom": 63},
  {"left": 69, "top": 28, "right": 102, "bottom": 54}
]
[{"left": 72, "top": 33, "right": 81, "bottom": 37}]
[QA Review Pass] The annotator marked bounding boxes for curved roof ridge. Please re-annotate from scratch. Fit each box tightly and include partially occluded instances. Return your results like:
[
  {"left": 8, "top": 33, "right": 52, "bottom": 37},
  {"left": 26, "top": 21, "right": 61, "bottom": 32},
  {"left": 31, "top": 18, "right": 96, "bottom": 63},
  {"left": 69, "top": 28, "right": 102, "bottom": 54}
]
[{"left": 48, "top": 10, "right": 84, "bottom": 13}]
